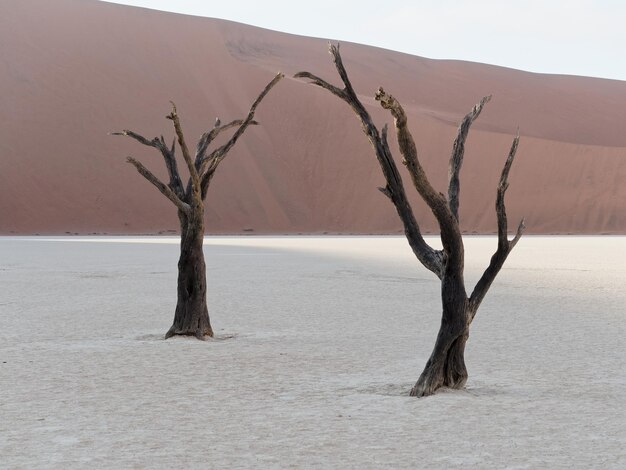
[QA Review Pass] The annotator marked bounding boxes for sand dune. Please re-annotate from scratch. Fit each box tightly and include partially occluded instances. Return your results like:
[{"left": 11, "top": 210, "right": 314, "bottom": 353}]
[{"left": 1, "top": 0, "right": 625, "bottom": 234}]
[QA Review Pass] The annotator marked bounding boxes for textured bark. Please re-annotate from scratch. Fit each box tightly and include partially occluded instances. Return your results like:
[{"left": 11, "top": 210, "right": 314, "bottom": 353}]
[
  {"left": 296, "top": 44, "right": 525, "bottom": 396},
  {"left": 165, "top": 213, "right": 212, "bottom": 339},
  {"left": 448, "top": 95, "right": 491, "bottom": 222},
  {"left": 115, "top": 73, "right": 283, "bottom": 339},
  {"left": 411, "top": 319, "right": 469, "bottom": 397}
]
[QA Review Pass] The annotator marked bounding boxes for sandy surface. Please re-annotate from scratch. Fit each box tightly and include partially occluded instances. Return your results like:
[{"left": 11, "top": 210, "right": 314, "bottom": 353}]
[
  {"left": 1, "top": 236, "right": 624, "bottom": 468},
  {"left": 1, "top": 0, "right": 625, "bottom": 235}
]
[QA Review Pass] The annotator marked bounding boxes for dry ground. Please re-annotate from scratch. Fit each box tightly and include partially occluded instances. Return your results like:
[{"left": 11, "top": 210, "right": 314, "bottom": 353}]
[{"left": 1, "top": 236, "right": 624, "bottom": 468}]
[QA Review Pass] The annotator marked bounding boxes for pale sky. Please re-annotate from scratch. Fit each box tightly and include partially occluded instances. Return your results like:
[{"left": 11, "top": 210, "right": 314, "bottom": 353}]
[{"left": 99, "top": 0, "right": 625, "bottom": 81}]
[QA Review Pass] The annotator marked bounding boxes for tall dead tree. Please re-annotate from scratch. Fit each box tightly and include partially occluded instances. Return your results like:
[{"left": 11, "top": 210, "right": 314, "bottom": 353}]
[
  {"left": 114, "top": 73, "right": 283, "bottom": 339},
  {"left": 296, "top": 45, "right": 525, "bottom": 397}
]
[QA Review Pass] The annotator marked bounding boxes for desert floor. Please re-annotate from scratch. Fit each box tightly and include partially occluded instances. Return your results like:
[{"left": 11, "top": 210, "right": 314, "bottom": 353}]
[{"left": 1, "top": 236, "right": 624, "bottom": 468}]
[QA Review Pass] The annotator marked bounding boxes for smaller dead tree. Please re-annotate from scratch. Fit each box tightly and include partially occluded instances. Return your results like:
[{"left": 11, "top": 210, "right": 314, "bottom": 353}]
[
  {"left": 114, "top": 73, "right": 283, "bottom": 339},
  {"left": 296, "top": 45, "right": 525, "bottom": 397}
]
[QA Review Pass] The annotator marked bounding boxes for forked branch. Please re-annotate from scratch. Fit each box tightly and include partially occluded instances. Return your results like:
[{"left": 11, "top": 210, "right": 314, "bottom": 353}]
[
  {"left": 375, "top": 87, "right": 462, "bottom": 259},
  {"left": 374, "top": 89, "right": 449, "bottom": 215},
  {"left": 295, "top": 44, "right": 443, "bottom": 278},
  {"left": 126, "top": 156, "right": 190, "bottom": 214},
  {"left": 195, "top": 119, "right": 258, "bottom": 168},
  {"left": 197, "top": 72, "right": 284, "bottom": 199},
  {"left": 111, "top": 130, "right": 184, "bottom": 197},
  {"left": 167, "top": 103, "right": 201, "bottom": 203},
  {"left": 448, "top": 95, "right": 491, "bottom": 222},
  {"left": 292, "top": 71, "right": 346, "bottom": 99},
  {"left": 497, "top": 133, "right": 525, "bottom": 249},
  {"left": 469, "top": 134, "right": 525, "bottom": 315}
]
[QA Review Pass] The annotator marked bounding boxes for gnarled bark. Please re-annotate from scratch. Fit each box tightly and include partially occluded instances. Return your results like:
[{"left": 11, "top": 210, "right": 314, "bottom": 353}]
[
  {"left": 114, "top": 73, "right": 283, "bottom": 339},
  {"left": 165, "top": 211, "right": 212, "bottom": 339},
  {"left": 296, "top": 45, "right": 525, "bottom": 396}
]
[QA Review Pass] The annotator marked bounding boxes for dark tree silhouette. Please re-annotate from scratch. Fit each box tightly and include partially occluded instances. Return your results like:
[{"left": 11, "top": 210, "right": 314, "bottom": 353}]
[
  {"left": 296, "top": 45, "right": 524, "bottom": 397},
  {"left": 114, "top": 73, "right": 283, "bottom": 339}
]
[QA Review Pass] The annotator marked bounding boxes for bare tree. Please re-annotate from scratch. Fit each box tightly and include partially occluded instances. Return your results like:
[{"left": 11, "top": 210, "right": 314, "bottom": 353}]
[
  {"left": 296, "top": 45, "right": 524, "bottom": 397},
  {"left": 114, "top": 73, "right": 283, "bottom": 339}
]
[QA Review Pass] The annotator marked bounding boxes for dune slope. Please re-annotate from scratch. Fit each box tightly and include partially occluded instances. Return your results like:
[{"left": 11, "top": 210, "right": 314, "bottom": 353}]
[{"left": 1, "top": 0, "right": 625, "bottom": 234}]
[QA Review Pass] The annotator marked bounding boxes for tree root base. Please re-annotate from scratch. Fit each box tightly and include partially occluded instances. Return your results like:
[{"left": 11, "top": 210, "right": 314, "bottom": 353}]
[
  {"left": 409, "top": 377, "right": 467, "bottom": 397},
  {"left": 164, "top": 327, "right": 214, "bottom": 340}
]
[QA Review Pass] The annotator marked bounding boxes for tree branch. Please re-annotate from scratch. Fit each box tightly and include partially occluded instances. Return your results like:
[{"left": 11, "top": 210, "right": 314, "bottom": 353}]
[
  {"left": 126, "top": 156, "right": 190, "bottom": 214},
  {"left": 167, "top": 102, "right": 201, "bottom": 204},
  {"left": 293, "top": 71, "right": 347, "bottom": 100},
  {"left": 380, "top": 124, "right": 404, "bottom": 193},
  {"left": 295, "top": 43, "right": 443, "bottom": 278},
  {"left": 375, "top": 87, "right": 461, "bottom": 260},
  {"left": 296, "top": 44, "right": 375, "bottom": 121},
  {"left": 469, "top": 133, "right": 525, "bottom": 316},
  {"left": 111, "top": 130, "right": 152, "bottom": 147},
  {"left": 374, "top": 88, "right": 445, "bottom": 210},
  {"left": 496, "top": 133, "right": 520, "bottom": 248},
  {"left": 448, "top": 95, "right": 491, "bottom": 222},
  {"left": 112, "top": 130, "right": 184, "bottom": 198},
  {"left": 195, "top": 119, "right": 258, "bottom": 168},
  {"left": 197, "top": 72, "right": 284, "bottom": 199},
  {"left": 327, "top": 43, "right": 359, "bottom": 101},
  {"left": 381, "top": 124, "right": 445, "bottom": 276}
]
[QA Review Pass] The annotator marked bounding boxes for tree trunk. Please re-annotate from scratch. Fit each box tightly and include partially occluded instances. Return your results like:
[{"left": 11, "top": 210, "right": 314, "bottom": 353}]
[
  {"left": 411, "top": 271, "right": 470, "bottom": 397},
  {"left": 165, "top": 211, "right": 213, "bottom": 339},
  {"left": 410, "top": 327, "right": 469, "bottom": 397}
]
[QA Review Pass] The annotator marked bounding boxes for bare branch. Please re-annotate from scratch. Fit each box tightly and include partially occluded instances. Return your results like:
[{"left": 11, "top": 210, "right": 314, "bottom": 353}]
[
  {"left": 496, "top": 132, "right": 520, "bottom": 248},
  {"left": 185, "top": 119, "right": 257, "bottom": 200},
  {"left": 112, "top": 130, "right": 184, "bottom": 198},
  {"left": 296, "top": 44, "right": 444, "bottom": 278},
  {"left": 293, "top": 71, "right": 346, "bottom": 99},
  {"left": 375, "top": 88, "right": 446, "bottom": 211},
  {"left": 195, "top": 119, "right": 258, "bottom": 169},
  {"left": 375, "top": 87, "right": 462, "bottom": 262},
  {"left": 510, "top": 218, "right": 525, "bottom": 249},
  {"left": 197, "top": 72, "right": 284, "bottom": 198},
  {"left": 469, "top": 133, "right": 525, "bottom": 316},
  {"left": 327, "top": 43, "right": 358, "bottom": 100},
  {"left": 126, "top": 157, "right": 190, "bottom": 214},
  {"left": 378, "top": 186, "right": 392, "bottom": 199},
  {"left": 448, "top": 95, "right": 491, "bottom": 222},
  {"left": 294, "top": 44, "right": 357, "bottom": 100},
  {"left": 380, "top": 124, "right": 403, "bottom": 191},
  {"left": 111, "top": 130, "right": 153, "bottom": 147},
  {"left": 167, "top": 102, "right": 201, "bottom": 203}
]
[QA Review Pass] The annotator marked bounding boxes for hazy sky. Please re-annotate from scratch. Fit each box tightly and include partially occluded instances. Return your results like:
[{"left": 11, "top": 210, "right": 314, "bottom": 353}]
[{"left": 100, "top": 0, "right": 625, "bottom": 81}]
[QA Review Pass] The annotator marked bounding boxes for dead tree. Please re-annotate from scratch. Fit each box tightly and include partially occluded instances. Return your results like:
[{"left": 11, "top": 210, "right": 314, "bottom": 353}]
[
  {"left": 296, "top": 45, "right": 524, "bottom": 397},
  {"left": 113, "top": 73, "right": 283, "bottom": 339}
]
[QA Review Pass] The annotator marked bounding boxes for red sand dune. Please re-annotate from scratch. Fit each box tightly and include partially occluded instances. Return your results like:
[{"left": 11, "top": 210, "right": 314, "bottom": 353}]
[{"left": 1, "top": 0, "right": 625, "bottom": 235}]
